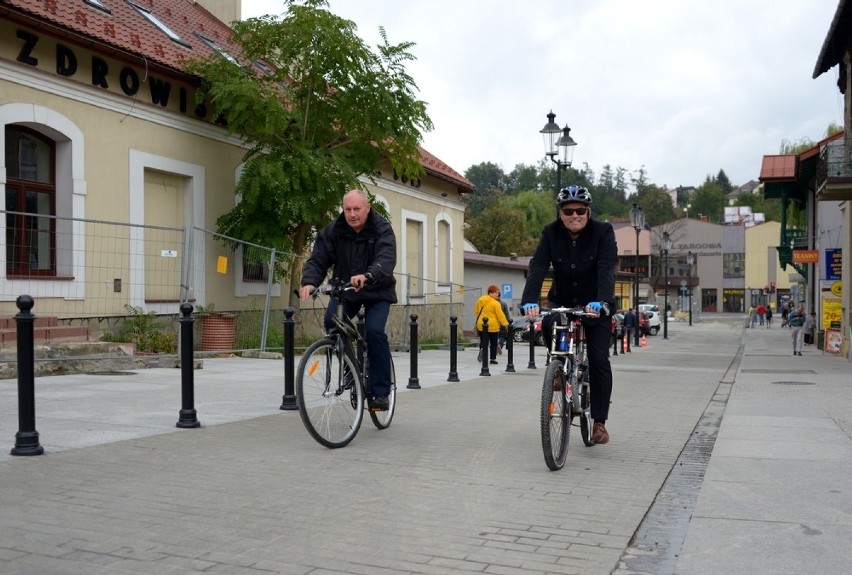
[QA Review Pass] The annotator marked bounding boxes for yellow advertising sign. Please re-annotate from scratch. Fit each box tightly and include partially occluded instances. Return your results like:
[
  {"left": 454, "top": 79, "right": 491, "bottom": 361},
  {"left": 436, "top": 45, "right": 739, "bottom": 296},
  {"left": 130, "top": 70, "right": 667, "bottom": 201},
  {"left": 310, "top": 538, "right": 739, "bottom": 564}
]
[
  {"left": 216, "top": 256, "right": 228, "bottom": 274},
  {"left": 820, "top": 280, "right": 842, "bottom": 330},
  {"left": 830, "top": 281, "right": 842, "bottom": 298}
]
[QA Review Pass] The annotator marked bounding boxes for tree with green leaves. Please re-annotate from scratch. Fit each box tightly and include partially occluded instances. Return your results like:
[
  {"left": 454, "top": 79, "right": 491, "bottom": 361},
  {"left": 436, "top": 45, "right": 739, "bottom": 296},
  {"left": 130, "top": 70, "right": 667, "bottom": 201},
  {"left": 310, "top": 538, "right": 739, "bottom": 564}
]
[
  {"left": 505, "top": 163, "right": 540, "bottom": 194},
  {"left": 689, "top": 182, "right": 726, "bottom": 223},
  {"left": 185, "top": 0, "right": 432, "bottom": 307},
  {"left": 464, "top": 202, "right": 537, "bottom": 256},
  {"left": 465, "top": 162, "right": 506, "bottom": 195},
  {"left": 505, "top": 190, "right": 555, "bottom": 243},
  {"left": 628, "top": 185, "right": 676, "bottom": 227}
]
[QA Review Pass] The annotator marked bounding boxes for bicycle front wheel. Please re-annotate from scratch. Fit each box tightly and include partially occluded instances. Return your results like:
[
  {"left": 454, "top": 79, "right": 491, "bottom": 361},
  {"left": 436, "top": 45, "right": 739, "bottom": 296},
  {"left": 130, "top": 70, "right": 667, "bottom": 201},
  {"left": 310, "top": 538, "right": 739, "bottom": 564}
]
[
  {"left": 296, "top": 339, "right": 364, "bottom": 448},
  {"left": 541, "top": 358, "right": 570, "bottom": 470},
  {"left": 369, "top": 361, "right": 396, "bottom": 430}
]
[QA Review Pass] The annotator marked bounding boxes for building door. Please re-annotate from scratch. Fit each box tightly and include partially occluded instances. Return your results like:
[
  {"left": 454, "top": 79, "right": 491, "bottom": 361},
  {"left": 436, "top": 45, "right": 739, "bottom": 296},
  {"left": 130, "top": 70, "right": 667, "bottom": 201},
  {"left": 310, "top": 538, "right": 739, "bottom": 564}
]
[{"left": 701, "top": 288, "right": 718, "bottom": 313}]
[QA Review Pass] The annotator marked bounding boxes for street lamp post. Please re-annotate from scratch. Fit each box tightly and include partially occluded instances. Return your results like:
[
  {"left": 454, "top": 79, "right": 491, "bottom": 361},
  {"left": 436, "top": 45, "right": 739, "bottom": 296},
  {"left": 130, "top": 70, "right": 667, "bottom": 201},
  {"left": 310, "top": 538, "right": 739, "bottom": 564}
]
[
  {"left": 540, "top": 111, "right": 577, "bottom": 216},
  {"left": 630, "top": 203, "right": 644, "bottom": 347},
  {"left": 687, "top": 250, "right": 695, "bottom": 326},
  {"left": 662, "top": 231, "right": 672, "bottom": 339}
]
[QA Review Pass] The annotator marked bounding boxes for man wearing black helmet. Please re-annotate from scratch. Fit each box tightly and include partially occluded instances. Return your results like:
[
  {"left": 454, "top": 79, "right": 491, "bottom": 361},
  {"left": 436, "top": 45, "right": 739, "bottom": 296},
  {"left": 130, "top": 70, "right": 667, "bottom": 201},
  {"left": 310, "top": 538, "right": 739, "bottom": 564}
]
[{"left": 520, "top": 185, "right": 618, "bottom": 444}]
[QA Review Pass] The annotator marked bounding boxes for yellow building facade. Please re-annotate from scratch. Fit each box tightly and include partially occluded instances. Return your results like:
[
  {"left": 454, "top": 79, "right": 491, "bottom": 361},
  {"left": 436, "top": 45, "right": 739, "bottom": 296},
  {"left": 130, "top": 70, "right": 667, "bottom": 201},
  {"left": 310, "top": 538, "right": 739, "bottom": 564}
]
[{"left": 1, "top": 1, "right": 472, "bottom": 331}]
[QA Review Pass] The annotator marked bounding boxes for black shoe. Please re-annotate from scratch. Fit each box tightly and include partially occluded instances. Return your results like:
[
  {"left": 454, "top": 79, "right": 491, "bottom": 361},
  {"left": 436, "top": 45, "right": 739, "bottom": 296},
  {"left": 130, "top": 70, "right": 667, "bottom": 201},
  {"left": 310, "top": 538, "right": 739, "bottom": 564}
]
[
  {"left": 798, "top": 352, "right": 803, "bottom": 356},
  {"left": 370, "top": 396, "right": 389, "bottom": 411},
  {"left": 490, "top": 359, "right": 498, "bottom": 365}
]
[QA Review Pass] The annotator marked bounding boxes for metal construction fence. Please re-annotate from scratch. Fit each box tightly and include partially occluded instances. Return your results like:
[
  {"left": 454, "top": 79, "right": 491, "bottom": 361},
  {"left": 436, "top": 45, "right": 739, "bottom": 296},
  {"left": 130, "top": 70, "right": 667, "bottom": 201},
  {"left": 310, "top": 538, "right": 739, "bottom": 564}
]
[{"left": 1, "top": 212, "right": 483, "bottom": 358}]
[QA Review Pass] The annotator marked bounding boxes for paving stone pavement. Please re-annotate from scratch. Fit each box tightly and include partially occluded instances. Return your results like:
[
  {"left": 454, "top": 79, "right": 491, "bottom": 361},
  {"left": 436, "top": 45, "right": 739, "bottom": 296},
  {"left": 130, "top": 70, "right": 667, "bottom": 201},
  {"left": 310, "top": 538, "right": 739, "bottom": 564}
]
[{"left": 0, "top": 315, "right": 849, "bottom": 574}]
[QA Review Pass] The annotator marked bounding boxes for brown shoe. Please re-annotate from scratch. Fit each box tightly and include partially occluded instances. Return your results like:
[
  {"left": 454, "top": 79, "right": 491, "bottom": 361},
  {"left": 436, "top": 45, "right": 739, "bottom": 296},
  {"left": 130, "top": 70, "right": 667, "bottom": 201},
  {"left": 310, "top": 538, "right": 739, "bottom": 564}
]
[{"left": 592, "top": 422, "right": 609, "bottom": 444}]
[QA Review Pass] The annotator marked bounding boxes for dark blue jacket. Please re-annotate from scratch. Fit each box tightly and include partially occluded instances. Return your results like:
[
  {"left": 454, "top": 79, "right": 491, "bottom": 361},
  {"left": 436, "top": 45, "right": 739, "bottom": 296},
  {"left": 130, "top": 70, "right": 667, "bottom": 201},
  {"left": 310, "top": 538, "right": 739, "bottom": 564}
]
[{"left": 301, "top": 209, "right": 397, "bottom": 305}]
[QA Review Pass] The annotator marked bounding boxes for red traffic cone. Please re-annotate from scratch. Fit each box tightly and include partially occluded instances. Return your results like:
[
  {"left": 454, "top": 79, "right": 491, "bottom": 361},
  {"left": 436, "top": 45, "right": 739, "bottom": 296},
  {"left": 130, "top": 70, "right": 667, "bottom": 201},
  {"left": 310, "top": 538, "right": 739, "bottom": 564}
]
[{"left": 641, "top": 334, "right": 647, "bottom": 348}]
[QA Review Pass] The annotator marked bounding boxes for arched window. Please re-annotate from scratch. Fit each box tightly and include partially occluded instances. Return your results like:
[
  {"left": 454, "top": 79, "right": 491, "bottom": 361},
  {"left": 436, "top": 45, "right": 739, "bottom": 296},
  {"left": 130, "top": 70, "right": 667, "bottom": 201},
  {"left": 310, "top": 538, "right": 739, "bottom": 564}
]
[{"left": 5, "top": 126, "right": 56, "bottom": 276}]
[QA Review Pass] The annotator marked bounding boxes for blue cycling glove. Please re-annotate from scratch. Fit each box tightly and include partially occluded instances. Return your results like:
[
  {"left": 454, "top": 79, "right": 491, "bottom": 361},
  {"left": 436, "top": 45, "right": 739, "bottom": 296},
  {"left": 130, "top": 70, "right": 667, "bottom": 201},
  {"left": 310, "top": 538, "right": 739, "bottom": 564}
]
[
  {"left": 521, "top": 303, "right": 538, "bottom": 314},
  {"left": 587, "top": 301, "right": 603, "bottom": 313}
]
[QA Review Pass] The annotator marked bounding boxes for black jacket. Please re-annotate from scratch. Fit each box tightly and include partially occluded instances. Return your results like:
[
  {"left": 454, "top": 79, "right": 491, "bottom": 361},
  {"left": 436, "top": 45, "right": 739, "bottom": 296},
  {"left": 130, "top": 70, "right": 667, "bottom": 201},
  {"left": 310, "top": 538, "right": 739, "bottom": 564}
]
[
  {"left": 301, "top": 209, "right": 397, "bottom": 304},
  {"left": 521, "top": 217, "right": 617, "bottom": 324}
]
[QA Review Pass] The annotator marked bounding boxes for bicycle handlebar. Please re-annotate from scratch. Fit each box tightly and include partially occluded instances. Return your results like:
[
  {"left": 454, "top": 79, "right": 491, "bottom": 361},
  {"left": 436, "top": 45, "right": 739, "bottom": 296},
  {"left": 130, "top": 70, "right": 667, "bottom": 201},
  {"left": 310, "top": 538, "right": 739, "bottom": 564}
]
[
  {"left": 538, "top": 302, "right": 610, "bottom": 318},
  {"left": 295, "top": 274, "right": 376, "bottom": 300}
]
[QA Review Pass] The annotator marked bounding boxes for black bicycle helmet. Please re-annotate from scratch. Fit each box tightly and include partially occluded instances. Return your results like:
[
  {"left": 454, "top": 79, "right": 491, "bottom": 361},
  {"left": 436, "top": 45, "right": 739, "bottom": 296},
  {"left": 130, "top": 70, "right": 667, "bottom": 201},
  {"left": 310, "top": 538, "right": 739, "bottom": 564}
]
[{"left": 556, "top": 185, "right": 592, "bottom": 206}]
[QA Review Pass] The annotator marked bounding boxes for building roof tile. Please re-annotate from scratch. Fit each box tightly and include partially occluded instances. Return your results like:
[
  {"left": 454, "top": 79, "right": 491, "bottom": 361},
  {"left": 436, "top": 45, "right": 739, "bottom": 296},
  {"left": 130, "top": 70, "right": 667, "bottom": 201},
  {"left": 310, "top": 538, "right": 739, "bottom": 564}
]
[
  {"left": 1, "top": 0, "right": 237, "bottom": 74},
  {"left": 758, "top": 155, "right": 797, "bottom": 182},
  {"left": 2, "top": 0, "right": 474, "bottom": 190}
]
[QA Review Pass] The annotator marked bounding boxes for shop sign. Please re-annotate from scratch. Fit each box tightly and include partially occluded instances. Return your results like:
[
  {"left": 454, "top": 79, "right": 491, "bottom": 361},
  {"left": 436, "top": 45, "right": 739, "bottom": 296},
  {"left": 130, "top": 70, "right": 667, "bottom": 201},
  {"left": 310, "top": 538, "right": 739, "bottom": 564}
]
[
  {"left": 825, "top": 249, "right": 842, "bottom": 280},
  {"left": 792, "top": 250, "right": 819, "bottom": 263}
]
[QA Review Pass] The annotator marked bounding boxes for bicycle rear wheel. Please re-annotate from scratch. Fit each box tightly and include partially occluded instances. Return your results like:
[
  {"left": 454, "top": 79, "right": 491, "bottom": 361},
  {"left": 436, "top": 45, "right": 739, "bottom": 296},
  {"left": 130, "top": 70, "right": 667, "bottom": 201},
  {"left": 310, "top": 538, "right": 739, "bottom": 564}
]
[
  {"left": 369, "top": 361, "right": 396, "bottom": 429},
  {"left": 296, "top": 339, "right": 364, "bottom": 448},
  {"left": 541, "top": 358, "right": 570, "bottom": 470}
]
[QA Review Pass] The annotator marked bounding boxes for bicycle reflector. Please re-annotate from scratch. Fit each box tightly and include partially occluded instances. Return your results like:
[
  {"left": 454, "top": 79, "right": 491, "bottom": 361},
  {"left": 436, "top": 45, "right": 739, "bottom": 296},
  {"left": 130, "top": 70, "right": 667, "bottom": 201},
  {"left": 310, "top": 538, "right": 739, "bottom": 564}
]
[{"left": 308, "top": 361, "right": 320, "bottom": 376}]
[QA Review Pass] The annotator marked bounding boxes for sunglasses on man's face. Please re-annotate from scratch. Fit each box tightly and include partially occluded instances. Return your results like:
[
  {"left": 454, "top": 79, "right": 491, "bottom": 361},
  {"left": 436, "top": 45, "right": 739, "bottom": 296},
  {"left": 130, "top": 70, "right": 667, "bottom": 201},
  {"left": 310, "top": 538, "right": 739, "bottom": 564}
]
[{"left": 561, "top": 207, "right": 588, "bottom": 216}]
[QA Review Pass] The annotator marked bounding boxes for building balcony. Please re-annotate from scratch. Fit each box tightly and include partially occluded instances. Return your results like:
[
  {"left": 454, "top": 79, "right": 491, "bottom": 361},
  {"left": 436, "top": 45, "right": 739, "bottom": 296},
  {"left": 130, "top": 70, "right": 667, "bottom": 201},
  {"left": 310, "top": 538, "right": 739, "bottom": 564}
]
[{"left": 816, "top": 137, "right": 852, "bottom": 201}]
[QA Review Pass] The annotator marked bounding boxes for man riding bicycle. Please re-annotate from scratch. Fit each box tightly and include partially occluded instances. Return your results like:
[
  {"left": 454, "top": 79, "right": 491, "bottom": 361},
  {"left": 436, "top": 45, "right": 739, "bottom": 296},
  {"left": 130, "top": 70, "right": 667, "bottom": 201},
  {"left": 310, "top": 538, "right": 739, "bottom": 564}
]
[
  {"left": 520, "top": 185, "right": 617, "bottom": 444},
  {"left": 298, "top": 189, "right": 396, "bottom": 411}
]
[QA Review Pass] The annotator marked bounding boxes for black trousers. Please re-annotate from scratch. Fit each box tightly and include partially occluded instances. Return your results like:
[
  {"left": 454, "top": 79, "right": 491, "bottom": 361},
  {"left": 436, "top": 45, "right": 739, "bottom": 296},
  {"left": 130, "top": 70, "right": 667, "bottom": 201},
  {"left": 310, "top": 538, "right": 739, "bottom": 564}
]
[{"left": 542, "top": 314, "right": 614, "bottom": 423}]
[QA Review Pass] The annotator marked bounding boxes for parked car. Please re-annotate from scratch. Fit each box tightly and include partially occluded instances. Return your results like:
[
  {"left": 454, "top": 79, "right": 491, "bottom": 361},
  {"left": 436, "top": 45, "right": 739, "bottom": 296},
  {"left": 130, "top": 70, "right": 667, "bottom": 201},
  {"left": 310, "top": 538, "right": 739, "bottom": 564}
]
[
  {"left": 511, "top": 316, "right": 534, "bottom": 342},
  {"left": 642, "top": 310, "right": 661, "bottom": 335},
  {"left": 516, "top": 317, "right": 545, "bottom": 346}
]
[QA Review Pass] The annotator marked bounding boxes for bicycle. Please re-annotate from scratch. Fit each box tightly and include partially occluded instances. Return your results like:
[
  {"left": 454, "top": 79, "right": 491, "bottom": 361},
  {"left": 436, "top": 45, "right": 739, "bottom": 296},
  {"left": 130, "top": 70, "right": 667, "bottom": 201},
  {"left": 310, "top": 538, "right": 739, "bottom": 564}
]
[
  {"left": 295, "top": 282, "right": 397, "bottom": 448},
  {"left": 538, "top": 305, "right": 605, "bottom": 470}
]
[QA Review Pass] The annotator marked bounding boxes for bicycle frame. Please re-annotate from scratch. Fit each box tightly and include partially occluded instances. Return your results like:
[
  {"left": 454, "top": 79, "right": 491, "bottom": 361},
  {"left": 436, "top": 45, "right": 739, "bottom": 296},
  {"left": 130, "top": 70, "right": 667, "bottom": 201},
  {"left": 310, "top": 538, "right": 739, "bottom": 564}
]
[
  {"left": 546, "top": 309, "right": 588, "bottom": 413},
  {"left": 295, "top": 281, "right": 396, "bottom": 448},
  {"left": 325, "top": 287, "right": 371, "bottom": 396},
  {"left": 539, "top": 305, "right": 600, "bottom": 469}
]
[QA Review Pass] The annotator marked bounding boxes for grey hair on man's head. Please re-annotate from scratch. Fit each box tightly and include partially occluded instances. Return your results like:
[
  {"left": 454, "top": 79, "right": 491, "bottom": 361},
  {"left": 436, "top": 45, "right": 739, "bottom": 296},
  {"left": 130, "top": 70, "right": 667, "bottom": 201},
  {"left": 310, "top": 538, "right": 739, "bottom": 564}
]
[{"left": 345, "top": 188, "right": 370, "bottom": 203}]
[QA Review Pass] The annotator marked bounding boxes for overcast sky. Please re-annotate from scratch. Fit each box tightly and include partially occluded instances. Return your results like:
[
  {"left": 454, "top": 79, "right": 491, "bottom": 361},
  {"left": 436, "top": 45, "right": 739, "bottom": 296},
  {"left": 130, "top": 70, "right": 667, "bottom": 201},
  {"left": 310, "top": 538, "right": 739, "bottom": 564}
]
[{"left": 242, "top": 1, "right": 843, "bottom": 191}]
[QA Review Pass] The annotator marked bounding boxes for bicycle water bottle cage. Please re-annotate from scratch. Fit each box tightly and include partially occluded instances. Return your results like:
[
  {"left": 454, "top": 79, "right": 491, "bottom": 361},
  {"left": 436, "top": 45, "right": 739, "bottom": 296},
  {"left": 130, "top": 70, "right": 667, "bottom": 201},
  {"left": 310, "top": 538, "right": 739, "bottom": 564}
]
[{"left": 552, "top": 323, "right": 571, "bottom": 355}]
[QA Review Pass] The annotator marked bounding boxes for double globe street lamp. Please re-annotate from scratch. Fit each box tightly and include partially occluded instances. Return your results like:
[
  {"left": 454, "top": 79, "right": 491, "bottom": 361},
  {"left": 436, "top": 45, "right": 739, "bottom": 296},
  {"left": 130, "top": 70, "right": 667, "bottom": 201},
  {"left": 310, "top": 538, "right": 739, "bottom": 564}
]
[
  {"left": 661, "top": 231, "right": 672, "bottom": 339},
  {"left": 540, "top": 111, "right": 577, "bottom": 212},
  {"left": 630, "top": 202, "right": 645, "bottom": 347},
  {"left": 687, "top": 250, "right": 695, "bottom": 326}
]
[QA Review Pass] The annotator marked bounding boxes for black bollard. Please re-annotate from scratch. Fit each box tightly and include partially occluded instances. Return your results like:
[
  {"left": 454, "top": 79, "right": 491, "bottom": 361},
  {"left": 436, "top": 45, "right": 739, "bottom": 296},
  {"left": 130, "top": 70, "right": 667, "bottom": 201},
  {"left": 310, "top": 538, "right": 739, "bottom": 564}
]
[
  {"left": 447, "top": 315, "right": 459, "bottom": 382},
  {"left": 479, "top": 317, "right": 491, "bottom": 376},
  {"left": 612, "top": 324, "right": 619, "bottom": 356},
  {"left": 407, "top": 314, "right": 421, "bottom": 389},
  {"left": 527, "top": 316, "right": 537, "bottom": 369},
  {"left": 11, "top": 295, "right": 43, "bottom": 456},
  {"left": 505, "top": 326, "right": 515, "bottom": 373},
  {"left": 176, "top": 303, "right": 200, "bottom": 428},
  {"left": 280, "top": 307, "right": 297, "bottom": 410}
]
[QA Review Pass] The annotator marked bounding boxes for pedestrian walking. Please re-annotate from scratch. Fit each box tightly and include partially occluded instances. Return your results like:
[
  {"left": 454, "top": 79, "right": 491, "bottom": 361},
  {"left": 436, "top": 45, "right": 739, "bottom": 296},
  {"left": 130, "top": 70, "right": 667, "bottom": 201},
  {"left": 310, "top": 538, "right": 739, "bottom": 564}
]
[
  {"left": 474, "top": 285, "right": 509, "bottom": 365},
  {"left": 623, "top": 308, "right": 635, "bottom": 352},
  {"left": 496, "top": 292, "right": 511, "bottom": 355},
  {"left": 765, "top": 306, "right": 773, "bottom": 328},
  {"left": 788, "top": 305, "right": 805, "bottom": 356}
]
